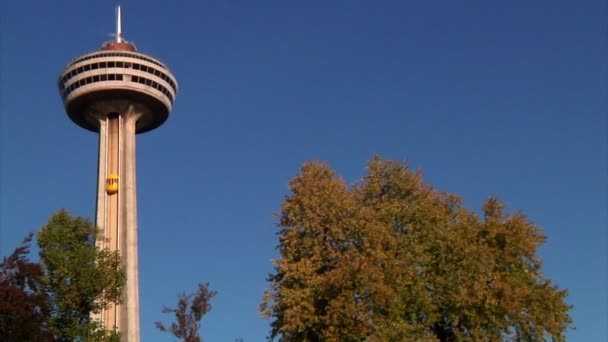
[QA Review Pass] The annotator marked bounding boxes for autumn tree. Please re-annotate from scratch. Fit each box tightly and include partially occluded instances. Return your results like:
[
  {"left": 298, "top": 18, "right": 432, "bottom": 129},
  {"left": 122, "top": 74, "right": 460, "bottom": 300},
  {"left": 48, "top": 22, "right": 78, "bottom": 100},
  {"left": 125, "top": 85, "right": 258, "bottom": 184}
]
[
  {"left": 37, "top": 209, "right": 125, "bottom": 341},
  {"left": 0, "top": 234, "right": 53, "bottom": 341},
  {"left": 156, "top": 282, "right": 217, "bottom": 342},
  {"left": 261, "top": 156, "right": 572, "bottom": 341}
]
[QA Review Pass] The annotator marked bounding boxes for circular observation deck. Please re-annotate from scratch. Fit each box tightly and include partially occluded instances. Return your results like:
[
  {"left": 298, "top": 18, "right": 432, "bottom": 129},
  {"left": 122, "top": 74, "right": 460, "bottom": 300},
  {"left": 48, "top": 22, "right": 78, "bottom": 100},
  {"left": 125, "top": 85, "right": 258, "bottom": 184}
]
[{"left": 58, "top": 43, "right": 178, "bottom": 134}]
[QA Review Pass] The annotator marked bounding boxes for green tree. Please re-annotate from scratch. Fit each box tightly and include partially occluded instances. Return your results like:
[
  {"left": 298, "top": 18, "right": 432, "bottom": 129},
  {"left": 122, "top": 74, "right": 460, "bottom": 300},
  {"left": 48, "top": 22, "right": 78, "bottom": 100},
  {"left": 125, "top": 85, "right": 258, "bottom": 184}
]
[
  {"left": 262, "top": 157, "right": 572, "bottom": 341},
  {"left": 37, "top": 209, "right": 125, "bottom": 341},
  {"left": 155, "top": 282, "right": 217, "bottom": 342}
]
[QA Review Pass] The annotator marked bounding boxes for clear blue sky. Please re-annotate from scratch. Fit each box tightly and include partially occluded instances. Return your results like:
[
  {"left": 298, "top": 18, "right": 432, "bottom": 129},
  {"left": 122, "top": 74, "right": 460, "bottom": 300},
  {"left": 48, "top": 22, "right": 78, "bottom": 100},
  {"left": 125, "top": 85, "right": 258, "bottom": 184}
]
[{"left": 1, "top": 0, "right": 605, "bottom": 340}]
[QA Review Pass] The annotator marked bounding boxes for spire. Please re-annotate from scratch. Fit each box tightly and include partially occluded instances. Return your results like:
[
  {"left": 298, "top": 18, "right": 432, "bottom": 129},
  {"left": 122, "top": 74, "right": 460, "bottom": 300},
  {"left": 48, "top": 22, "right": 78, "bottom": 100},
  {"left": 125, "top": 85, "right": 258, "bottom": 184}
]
[
  {"left": 102, "top": 5, "right": 136, "bottom": 51},
  {"left": 116, "top": 5, "right": 123, "bottom": 43}
]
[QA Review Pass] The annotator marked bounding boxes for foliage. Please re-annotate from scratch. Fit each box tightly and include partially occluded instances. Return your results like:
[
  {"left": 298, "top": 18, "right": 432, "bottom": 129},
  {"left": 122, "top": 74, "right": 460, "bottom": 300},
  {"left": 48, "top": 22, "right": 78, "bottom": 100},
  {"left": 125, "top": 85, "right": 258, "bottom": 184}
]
[
  {"left": 0, "top": 233, "right": 53, "bottom": 341},
  {"left": 156, "top": 282, "right": 217, "bottom": 342},
  {"left": 0, "top": 210, "right": 124, "bottom": 341},
  {"left": 37, "top": 209, "right": 125, "bottom": 342},
  {"left": 261, "top": 156, "right": 572, "bottom": 341}
]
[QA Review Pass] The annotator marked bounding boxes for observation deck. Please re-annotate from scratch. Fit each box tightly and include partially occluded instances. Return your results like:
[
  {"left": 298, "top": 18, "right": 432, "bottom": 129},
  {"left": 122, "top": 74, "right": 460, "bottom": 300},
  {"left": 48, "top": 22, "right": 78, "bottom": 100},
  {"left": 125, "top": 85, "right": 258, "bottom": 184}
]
[{"left": 58, "top": 42, "right": 178, "bottom": 134}]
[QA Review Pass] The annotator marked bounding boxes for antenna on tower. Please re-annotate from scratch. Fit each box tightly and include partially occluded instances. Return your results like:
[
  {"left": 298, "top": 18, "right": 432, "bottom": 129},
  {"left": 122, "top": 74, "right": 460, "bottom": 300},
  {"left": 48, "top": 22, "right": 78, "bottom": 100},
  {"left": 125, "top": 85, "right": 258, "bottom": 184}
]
[
  {"left": 102, "top": 4, "right": 137, "bottom": 51},
  {"left": 116, "top": 5, "right": 123, "bottom": 43}
]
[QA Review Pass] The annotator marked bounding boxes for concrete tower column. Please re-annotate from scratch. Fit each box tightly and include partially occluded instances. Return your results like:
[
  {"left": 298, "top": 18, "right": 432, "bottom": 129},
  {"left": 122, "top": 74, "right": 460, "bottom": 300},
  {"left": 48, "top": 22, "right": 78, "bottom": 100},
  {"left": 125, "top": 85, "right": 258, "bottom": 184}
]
[
  {"left": 120, "top": 108, "right": 141, "bottom": 342},
  {"left": 95, "top": 119, "right": 108, "bottom": 242},
  {"left": 93, "top": 107, "right": 142, "bottom": 341}
]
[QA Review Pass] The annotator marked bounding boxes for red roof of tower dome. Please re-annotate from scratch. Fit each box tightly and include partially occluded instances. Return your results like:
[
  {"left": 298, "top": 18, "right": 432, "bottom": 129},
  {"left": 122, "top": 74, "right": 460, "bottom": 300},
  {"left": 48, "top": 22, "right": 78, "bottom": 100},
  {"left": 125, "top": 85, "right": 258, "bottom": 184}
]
[{"left": 101, "top": 41, "right": 137, "bottom": 51}]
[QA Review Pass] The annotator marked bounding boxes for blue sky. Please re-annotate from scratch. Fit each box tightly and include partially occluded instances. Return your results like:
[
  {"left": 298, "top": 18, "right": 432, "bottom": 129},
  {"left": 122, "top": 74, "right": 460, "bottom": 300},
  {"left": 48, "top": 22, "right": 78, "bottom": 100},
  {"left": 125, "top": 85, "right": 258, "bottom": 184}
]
[{"left": 1, "top": 0, "right": 605, "bottom": 340}]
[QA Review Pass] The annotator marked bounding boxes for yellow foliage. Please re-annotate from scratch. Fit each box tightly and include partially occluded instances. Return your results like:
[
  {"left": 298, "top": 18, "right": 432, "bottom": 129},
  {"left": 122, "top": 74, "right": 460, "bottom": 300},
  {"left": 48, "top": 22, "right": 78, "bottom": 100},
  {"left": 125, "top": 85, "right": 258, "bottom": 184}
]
[{"left": 262, "top": 157, "right": 572, "bottom": 341}]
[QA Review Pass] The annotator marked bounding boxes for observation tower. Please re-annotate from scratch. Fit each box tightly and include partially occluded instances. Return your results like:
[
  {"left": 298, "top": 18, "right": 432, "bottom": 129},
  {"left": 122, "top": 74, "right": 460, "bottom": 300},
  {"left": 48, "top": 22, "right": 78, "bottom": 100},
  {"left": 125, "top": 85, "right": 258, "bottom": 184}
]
[{"left": 57, "top": 6, "right": 177, "bottom": 341}]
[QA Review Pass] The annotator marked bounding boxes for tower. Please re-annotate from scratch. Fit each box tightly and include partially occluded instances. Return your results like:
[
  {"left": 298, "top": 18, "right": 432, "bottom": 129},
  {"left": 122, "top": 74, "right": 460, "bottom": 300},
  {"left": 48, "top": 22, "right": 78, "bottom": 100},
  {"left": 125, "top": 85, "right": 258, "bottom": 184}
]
[{"left": 57, "top": 6, "right": 177, "bottom": 341}]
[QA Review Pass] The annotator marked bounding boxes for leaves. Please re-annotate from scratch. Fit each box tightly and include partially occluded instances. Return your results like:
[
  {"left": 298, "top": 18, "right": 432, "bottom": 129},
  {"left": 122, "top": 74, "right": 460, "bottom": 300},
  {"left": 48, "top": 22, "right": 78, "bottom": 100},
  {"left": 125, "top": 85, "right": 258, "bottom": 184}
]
[
  {"left": 262, "top": 156, "right": 572, "bottom": 341},
  {"left": 37, "top": 209, "right": 125, "bottom": 341},
  {"left": 0, "top": 234, "right": 53, "bottom": 341},
  {"left": 0, "top": 210, "right": 125, "bottom": 341}
]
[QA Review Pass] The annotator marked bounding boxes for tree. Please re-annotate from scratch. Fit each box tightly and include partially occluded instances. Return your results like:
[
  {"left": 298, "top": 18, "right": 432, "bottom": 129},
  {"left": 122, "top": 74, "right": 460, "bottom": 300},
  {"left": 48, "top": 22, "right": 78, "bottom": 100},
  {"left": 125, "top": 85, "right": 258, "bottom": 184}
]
[
  {"left": 0, "top": 233, "right": 53, "bottom": 341},
  {"left": 156, "top": 282, "right": 217, "bottom": 342},
  {"left": 37, "top": 209, "right": 125, "bottom": 341},
  {"left": 0, "top": 210, "right": 125, "bottom": 341},
  {"left": 261, "top": 156, "right": 572, "bottom": 341}
]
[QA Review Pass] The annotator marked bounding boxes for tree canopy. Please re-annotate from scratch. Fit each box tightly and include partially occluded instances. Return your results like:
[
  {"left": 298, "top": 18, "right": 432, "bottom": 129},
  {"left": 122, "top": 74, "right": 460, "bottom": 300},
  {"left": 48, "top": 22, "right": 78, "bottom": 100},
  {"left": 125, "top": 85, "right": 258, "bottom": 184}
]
[
  {"left": 0, "top": 233, "right": 53, "bottom": 342},
  {"left": 0, "top": 210, "right": 125, "bottom": 341},
  {"left": 261, "top": 156, "right": 572, "bottom": 341},
  {"left": 38, "top": 209, "right": 125, "bottom": 341}
]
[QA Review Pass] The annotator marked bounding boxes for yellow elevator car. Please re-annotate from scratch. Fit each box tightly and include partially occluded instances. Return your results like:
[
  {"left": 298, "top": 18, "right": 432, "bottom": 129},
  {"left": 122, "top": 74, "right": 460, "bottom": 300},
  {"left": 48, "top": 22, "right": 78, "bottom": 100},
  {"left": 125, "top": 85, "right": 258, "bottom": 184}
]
[{"left": 106, "top": 174, "right": 119, "bottom": 194}]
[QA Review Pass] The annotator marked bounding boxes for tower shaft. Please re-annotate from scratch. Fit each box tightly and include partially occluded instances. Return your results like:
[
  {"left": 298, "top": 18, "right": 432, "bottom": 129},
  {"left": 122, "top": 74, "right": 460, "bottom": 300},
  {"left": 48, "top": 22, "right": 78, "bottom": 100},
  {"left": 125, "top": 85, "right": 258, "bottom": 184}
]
[{"left": 95, "top": 107, "right": 141, "bottom": 342}]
